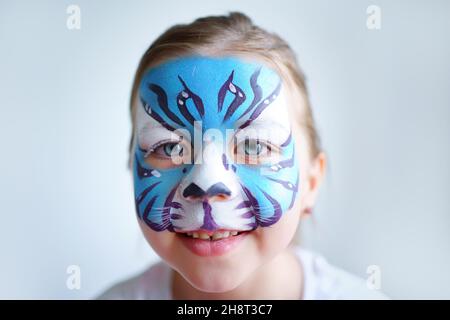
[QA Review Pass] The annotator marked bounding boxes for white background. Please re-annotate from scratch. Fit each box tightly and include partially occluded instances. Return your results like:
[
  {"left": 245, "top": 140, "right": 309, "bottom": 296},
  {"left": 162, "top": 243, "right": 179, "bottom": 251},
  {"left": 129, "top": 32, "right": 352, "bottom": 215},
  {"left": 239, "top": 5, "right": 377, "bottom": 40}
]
[{"left": 0, "top": 0, "right": 449, "bottom": 299}]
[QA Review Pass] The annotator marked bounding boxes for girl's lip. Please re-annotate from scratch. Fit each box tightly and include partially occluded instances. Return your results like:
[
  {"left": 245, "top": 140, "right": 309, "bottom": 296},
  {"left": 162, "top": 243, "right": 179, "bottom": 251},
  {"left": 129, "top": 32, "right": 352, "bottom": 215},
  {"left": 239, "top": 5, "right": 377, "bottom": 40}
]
[{"left": 177, "top": 231, "right": 250, "bottom": 257}]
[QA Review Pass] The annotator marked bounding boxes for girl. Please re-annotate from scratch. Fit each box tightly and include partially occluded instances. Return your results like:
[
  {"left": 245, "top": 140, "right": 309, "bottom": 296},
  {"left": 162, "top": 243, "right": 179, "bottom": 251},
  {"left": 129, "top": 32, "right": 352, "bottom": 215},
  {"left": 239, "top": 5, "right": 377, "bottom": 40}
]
[{"left": 99, "top": 12, "right": 387, "bottom": 300}]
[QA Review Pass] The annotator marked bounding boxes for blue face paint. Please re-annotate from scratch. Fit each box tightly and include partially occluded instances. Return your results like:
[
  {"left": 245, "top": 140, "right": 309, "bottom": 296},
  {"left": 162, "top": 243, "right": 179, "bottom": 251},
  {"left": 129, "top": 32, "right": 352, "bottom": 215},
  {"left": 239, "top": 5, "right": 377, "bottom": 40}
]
[{"left": 134, "top": 56, "right": 299, "bottom": 233}]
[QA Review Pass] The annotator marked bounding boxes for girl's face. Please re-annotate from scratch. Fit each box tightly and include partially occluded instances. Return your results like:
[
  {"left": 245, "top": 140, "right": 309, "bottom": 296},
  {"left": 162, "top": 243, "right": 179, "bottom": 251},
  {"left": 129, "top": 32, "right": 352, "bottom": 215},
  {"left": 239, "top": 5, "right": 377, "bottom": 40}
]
[{"left": 133, "top": 56, "right": 312, "bottom": 292}]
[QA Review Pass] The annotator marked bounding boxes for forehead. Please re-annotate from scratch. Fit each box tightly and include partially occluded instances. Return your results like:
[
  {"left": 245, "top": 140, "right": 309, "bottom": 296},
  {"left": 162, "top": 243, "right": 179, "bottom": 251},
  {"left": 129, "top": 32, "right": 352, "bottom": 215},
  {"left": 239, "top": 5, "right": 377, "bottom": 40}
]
[{"left": 137, "top": 55, "right": 290, "bottom": 132}]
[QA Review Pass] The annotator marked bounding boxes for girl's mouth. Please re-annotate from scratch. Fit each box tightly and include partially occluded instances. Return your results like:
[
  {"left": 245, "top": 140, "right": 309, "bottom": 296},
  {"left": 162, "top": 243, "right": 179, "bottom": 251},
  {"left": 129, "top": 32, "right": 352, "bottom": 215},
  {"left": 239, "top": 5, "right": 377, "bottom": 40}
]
[
  {"left": 176, "top": 229, "right": 251, "bottom": 257},
  {"left": 180, "top": 230, "right": 245, "bottom": 240}
]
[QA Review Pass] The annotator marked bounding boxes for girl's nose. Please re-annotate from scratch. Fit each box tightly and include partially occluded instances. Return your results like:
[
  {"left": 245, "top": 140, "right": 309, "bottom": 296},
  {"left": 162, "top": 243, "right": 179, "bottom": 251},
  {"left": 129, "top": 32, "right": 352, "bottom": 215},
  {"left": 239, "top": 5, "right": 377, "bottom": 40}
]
[{"left": 182, "top": 182, "right": 232, "bottom": 202}]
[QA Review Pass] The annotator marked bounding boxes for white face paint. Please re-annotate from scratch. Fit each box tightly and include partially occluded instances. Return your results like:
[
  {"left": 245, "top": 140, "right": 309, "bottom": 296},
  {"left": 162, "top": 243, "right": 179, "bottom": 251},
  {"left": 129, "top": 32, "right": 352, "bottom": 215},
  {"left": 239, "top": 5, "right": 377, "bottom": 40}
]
[{"left": 133, "top": 56, "right": 299, "bottom": 233}]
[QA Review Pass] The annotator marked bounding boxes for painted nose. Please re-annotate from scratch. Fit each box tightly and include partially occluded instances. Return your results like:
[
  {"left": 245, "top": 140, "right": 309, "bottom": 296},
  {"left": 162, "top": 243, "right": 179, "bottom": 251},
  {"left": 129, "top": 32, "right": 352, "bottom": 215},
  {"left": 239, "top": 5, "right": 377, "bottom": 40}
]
[{"left": 182, "top": 182, "right": 232, "bottom": 202}]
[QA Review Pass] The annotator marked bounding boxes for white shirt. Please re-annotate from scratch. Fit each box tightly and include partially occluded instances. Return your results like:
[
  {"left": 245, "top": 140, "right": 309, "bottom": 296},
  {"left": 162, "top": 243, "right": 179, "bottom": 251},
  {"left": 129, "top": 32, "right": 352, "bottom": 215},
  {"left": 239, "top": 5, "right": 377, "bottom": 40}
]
[{"left": 97, "top": 247, "right": 388, "bottom": 300}]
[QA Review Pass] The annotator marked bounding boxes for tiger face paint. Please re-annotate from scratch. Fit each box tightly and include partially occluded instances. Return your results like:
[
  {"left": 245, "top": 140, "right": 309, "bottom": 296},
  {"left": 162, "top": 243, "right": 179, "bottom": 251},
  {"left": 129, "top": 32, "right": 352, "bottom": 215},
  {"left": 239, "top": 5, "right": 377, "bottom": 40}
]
[{"left": 134, "top": 56, "right": 299, "bottom": 233}]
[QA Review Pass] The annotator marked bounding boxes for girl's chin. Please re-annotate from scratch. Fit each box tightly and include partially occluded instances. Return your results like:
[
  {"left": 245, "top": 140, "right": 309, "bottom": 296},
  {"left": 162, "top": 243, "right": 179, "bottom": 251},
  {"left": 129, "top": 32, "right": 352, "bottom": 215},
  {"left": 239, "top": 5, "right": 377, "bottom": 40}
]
[
  {"left": 179, "top": 266, "right": 251, "bottom": 294},
  {"left": 174, "top": 245, "right": 259, "bottom": 294}
]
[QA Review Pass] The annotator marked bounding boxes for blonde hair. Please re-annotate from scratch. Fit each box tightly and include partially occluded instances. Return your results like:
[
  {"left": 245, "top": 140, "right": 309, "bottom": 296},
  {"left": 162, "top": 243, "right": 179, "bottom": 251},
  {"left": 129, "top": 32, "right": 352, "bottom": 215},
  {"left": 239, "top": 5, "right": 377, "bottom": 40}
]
[{"left": 129, "top": 11, "right": 321, "bottom": 160}]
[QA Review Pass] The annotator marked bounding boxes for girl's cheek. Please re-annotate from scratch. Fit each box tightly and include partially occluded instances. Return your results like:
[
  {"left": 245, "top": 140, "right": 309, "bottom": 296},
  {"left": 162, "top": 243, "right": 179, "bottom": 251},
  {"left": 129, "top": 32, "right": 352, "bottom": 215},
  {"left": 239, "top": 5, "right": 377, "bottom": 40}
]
[
  {"left": 138, "top": 220, "right": 177, "bottom": 260},
  {"left": 293, "top": 129, "right": 313, "bottom": 210},
  {"left": 253, "top": 206, "right": 301, "bottom": 254}
]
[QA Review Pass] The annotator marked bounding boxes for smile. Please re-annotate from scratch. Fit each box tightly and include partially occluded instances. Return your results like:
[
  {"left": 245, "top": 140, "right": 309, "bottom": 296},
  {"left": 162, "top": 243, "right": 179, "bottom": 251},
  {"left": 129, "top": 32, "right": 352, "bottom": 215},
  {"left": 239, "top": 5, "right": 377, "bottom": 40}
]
[
  {"left": 178, "top": 229, "right": 244, "bottom": 240},
  {"left": 176, "top": 229, "right": 251, "bottom": 256}
]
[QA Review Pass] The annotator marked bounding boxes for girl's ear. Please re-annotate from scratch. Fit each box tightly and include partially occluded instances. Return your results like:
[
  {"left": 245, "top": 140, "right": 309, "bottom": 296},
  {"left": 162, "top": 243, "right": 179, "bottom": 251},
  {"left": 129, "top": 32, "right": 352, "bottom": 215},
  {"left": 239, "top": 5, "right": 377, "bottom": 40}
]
[{"left": 301, "top": 152, "right": 326, "bottom": 216}]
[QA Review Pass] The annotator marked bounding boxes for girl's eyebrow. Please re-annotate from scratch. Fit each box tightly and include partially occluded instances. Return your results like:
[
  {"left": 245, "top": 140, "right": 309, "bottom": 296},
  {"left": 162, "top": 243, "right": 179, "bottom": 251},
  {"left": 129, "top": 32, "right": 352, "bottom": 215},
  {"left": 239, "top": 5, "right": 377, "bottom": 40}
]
[
  {"left": 239, "top": 120, "right": 291, "bottom": 135},
  {"left": 137, "top": 123, "right": 163, "bottom": 136},
  {"left": 233, "top": 120, "right": 291, "bottom": 147},
  {"left": 138, "top": 123, "right": 192, "bottom": 144}
]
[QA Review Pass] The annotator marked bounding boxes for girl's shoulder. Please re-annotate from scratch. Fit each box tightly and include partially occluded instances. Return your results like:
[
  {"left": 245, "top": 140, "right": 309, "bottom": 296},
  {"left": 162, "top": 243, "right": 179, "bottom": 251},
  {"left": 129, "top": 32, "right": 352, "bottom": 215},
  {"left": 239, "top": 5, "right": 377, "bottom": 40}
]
[{"left": 295, "top": 247, "right": 389, "bottom": 300}]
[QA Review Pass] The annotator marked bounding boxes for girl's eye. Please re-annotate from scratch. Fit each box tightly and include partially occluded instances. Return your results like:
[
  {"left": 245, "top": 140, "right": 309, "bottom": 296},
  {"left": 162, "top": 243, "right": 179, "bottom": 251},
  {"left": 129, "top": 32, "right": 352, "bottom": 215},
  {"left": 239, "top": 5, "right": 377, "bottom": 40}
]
[
  {"left": 160, "top": 142, "right": 183, "bottom": 157},
  {"left": 141, "top": 141, "right": 190, "bottom": 169},
  {"left": 244, "top": 140, "right": 265, "bottom": 155},
  {"left": 234, "top": 139, "right": 274, "bottom": 165}
]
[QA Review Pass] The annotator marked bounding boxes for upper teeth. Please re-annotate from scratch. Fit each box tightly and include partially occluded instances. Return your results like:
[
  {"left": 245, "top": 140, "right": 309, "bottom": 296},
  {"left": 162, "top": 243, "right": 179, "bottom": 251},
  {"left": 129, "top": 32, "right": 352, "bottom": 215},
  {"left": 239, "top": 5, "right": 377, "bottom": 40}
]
[{"left": 185, "top": 230, "right": 239, "bottom": 240}]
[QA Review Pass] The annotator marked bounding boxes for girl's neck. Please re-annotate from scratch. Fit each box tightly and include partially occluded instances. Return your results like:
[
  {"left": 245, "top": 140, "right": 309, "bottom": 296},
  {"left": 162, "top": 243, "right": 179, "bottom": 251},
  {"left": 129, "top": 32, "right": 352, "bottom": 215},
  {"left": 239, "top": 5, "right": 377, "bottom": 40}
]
[{"left": 171, "top": 246, "right": 303, "bottom": 300}]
